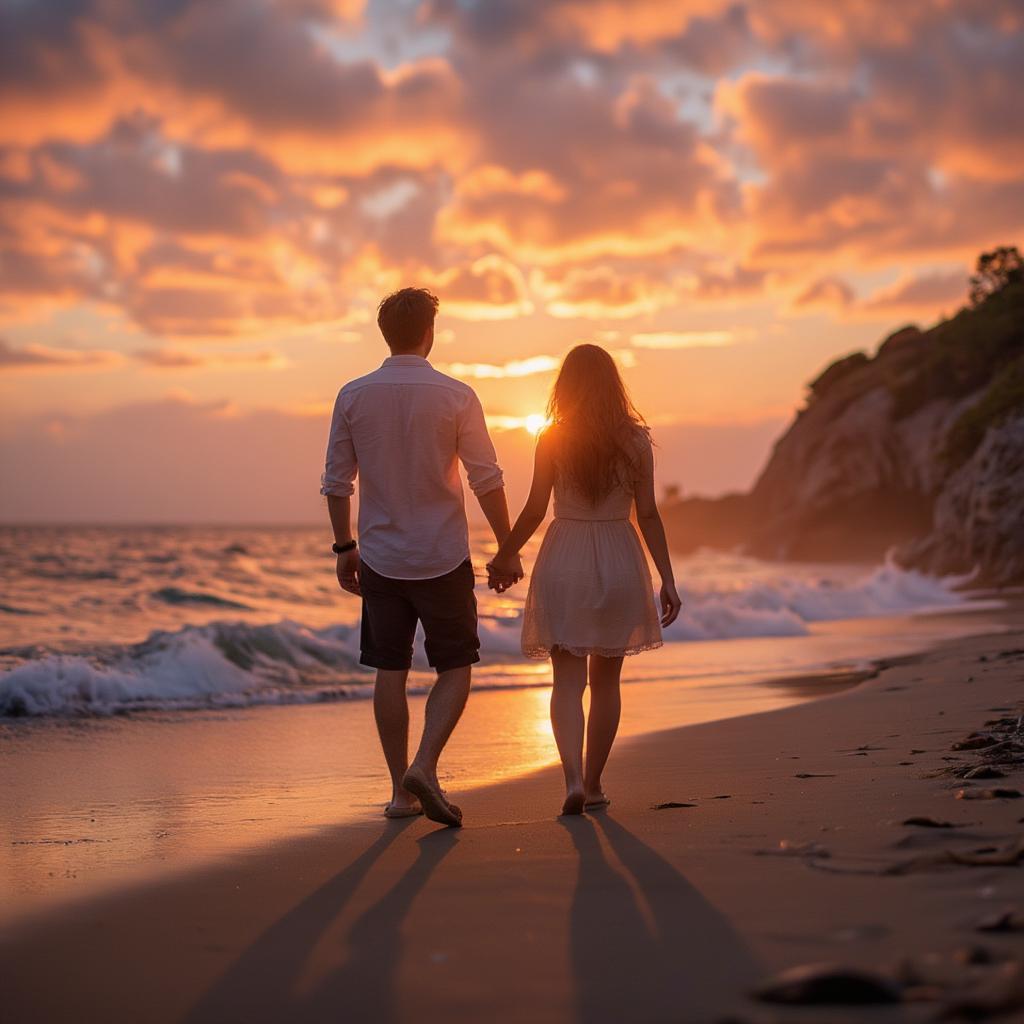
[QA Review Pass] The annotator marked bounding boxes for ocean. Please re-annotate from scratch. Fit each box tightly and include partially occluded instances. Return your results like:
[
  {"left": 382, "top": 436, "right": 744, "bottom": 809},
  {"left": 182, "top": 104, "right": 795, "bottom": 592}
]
[
  {"left": 0, "top": 524, "right": 1007, "bottom": 918},
  {"left": 0, "top": 524, "right": 989, "bottom": 718}
]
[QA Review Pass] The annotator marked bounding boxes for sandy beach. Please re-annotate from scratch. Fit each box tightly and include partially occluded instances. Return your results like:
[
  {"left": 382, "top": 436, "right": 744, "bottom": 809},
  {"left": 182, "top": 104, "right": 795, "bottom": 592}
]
[{"left": 3, "top": 611, "right": 1023, "bottom": 1023}]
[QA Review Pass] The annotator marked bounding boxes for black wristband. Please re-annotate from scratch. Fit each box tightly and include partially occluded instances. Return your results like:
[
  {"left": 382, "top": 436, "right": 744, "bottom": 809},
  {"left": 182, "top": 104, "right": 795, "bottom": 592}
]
[{"left": 332, "top": 540, "right": 357, "bottom": 554}]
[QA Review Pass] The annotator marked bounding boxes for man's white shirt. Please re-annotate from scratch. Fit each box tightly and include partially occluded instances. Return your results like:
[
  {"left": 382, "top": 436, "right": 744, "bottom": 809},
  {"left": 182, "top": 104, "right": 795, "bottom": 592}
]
[{"left": 321, "top": 355, "right": 504, "bottom": 579}]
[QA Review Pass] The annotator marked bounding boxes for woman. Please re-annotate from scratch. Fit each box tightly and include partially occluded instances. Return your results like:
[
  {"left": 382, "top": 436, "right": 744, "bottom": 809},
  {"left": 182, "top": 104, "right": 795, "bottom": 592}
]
[{"left": 488, "top": 344, "right": 682, "bottom": 815}]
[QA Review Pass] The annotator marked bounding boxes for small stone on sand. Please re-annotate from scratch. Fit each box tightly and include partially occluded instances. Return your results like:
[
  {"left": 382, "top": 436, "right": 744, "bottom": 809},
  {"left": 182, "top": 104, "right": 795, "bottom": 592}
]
[
  {"left": 752, "top": 964, "right": 902, "bottom": 1005},
  {"left": 975, "top": 909, "right": 1024, "bottom": 933},
  {"left": 754, "top": 840, "right": 830, "bottom": 859},
  {"left": 953, "top": 734, "right": 999, "bottom": 751}
]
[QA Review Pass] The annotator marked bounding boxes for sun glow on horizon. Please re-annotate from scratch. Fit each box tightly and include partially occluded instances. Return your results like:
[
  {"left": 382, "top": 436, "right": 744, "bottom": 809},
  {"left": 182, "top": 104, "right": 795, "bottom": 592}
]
[
  {"left": 485, "top": 412, "right": 551, "bottom": 434},
  {"left": 525, "top": 413, "right": 549, "bottom": 436}
]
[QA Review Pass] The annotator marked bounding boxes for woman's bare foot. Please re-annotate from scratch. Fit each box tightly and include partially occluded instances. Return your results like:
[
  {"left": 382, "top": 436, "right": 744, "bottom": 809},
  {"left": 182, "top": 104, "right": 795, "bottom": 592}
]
[
  {"left": 561, "top": 789, "right": 585, "bottom": 816},
  {"left": 583, "top": 789, "right": 610, "bottom": 810},
  {"left": 384, "top": 788, "right": 422, "bottom": 818}
]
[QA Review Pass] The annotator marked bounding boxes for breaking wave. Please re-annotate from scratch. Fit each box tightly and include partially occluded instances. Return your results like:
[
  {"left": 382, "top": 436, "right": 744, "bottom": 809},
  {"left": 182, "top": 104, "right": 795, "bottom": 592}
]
[{"left": 0, "top": 561, "right": 980, "bottom": 718}]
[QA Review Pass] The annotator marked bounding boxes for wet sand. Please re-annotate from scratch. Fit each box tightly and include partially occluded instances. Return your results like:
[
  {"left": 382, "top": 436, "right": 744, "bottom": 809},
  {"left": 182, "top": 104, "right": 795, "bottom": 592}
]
[{"left": 3, "top": 619, "right": 1024, "bottom": 1023}]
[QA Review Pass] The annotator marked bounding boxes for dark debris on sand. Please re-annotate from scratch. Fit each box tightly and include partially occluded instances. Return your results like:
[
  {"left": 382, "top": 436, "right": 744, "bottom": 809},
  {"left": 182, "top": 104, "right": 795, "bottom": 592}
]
[
  {"left": 883, "top": 836, "right": 1024, "bottom": 874},
  {"left": 751, "top": 952, "right": 1024, "bottom": 1019},
  {"left": 747, "top": 701, "right": 1024, "bottom": 1018},
  {"left": 975, "top": 909, "right": 1024, "bottom": 933},
  {"left": 956, "top": 787, "right": 1022, "bottom": 800},
  {"left": 752, "top": 963, "right": 902, "bottom": 1005}
]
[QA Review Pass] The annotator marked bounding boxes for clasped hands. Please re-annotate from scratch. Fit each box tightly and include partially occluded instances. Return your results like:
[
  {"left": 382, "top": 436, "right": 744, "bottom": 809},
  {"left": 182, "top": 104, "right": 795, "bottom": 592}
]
[{"left": 486, "top": 553, "right": 523, "bottom": 594}]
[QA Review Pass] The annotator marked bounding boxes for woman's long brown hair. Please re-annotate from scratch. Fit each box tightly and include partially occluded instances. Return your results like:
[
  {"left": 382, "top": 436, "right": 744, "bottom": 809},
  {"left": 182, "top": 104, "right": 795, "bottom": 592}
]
[{"left": 545, "top": 344, "right": 649, "bottom": 504}]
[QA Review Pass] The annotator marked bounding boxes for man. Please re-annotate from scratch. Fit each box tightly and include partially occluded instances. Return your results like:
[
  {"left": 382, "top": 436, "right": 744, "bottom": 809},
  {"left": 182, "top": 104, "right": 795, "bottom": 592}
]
[{"left": 322, "top": 287, "right": 522, "bottom": 827}]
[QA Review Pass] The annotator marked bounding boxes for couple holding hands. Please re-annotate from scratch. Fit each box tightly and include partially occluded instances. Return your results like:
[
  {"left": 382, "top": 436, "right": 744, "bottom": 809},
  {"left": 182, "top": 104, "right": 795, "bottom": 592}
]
[{"left": 323, "top": 288, "right": 681, "bottom": 826}]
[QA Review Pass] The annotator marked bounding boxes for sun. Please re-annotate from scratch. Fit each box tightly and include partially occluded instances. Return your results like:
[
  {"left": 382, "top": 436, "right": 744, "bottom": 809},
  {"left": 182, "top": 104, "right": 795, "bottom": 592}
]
[{"left": 524, "top": 413, "right": 549, "bottom": 436}]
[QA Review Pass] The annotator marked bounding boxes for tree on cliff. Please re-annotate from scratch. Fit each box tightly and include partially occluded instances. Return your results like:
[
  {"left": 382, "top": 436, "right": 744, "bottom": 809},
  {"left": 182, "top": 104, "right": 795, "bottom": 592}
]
[{"left": 969, "top": 245, "right": 1022, "bottom": 306}]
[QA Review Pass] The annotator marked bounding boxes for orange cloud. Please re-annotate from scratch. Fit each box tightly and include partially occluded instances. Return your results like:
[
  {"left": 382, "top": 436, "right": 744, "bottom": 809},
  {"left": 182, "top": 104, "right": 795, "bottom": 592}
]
[
  {"left": 0, "top": 338, "right": 121, "bottom": 372},
  {"left": 861, "top": 270, "right": 967, "bottom": 315},
  {"left": 0, "top": 0, "right": 1020, "bottom": 347},
  {"left": 429, "top": 256, "right": 533, "bottom": 320},
  {"left": 439, "top": 355, "right": 559, "bottom": 380},
  {"left": 630, "top": 331, "right": 734, "bottom": 350},
  {"left": 425, "top": 0, "right": 741, "bottom": 56},
  {"left": 791, "top": 276, "right": 856, "bottom": 311},
  {"left": 133, "top": 348, "right": 289, "bottom": 370},
  {"left": 533, "top": 265, "right": 684, "bottom": 320}
]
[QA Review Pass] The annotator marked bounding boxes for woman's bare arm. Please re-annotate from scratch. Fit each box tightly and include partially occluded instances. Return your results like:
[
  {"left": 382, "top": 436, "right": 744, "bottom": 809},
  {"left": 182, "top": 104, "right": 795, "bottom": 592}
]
[
  {"left": 489, "top": 431, "right": 556, "bottom": 578},
  {"left": 633, "top": 439, "right": 682, "bottom": 627}
]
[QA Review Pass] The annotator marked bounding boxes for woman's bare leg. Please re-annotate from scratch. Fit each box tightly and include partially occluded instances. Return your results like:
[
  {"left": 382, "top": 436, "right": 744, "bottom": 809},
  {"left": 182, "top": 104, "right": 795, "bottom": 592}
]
[
  {"left": 584, "top": 655, "right": 624, "bottom": 804},
  {"left": 550, "top": 647, "right": 588, "bottom": 814}
]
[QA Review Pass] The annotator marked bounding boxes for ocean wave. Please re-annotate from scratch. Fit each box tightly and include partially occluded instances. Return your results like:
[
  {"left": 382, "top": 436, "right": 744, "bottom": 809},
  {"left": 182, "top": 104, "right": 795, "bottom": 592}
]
[
  {"left": 0, "top": 561, "right": 981, "bottom": 718},
  {"left": 28, "top": 568, "right": 120, "bottom": 582},
  {"left": 0, "top": 603, "right": 40, "bottom": 616},
  {"left": 0, "top": 620, "right": 369, "bottom": 717},
  {"left": 665, "top": 560, "right": 975, "bottom": 642},
  {"left": 150, "top": 587, "right": 253, "bottom": 610}
]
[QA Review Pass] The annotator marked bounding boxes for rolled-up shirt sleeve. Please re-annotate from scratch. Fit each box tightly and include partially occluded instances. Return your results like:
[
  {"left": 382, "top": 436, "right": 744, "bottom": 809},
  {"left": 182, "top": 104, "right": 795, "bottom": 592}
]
[
  {"left": 320, "top": 391, "right": 357, "bottom": 497},
  {"left": 457, "top": 389, "right": 504, "bottom": 496}
]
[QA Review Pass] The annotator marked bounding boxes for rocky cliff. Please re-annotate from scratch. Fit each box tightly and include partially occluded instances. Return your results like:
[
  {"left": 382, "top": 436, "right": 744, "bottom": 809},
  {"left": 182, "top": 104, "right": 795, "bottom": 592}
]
[{"left": 662, "top": 278, "right": 1024, "bottom": 585}]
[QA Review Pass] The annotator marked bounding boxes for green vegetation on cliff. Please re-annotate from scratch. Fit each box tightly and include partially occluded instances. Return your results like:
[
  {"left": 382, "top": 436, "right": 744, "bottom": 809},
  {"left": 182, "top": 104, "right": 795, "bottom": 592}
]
[
  {"left": 887, "top": 278, "right": 1024, "bottom": 424},
  {"left": 944, "top": 350, "right": 1024, "bottom": 469},
  {"left": 662, "top": 246, "right": 1024, "bottom": 580}
]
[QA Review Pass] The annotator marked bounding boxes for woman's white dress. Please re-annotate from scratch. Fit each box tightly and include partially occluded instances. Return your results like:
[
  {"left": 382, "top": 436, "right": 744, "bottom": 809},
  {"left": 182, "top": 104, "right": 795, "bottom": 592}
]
[{"left": 520, "top": 456, "right": 663, "bottom": 660}]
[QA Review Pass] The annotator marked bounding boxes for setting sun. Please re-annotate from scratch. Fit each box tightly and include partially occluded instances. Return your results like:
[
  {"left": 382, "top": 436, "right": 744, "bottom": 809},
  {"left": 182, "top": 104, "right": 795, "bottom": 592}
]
[{"left": 525, "top": 414, "right": 549, "bottom": 436}]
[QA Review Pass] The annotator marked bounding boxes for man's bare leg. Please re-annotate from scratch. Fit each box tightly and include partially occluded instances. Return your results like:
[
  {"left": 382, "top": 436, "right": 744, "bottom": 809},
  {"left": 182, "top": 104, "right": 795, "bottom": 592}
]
[
  {"left": 404, "top": 665, "right": 472, "bottom": 825},
  {"left": 374, "top": 668, "right": 420, "bottom": 813}
]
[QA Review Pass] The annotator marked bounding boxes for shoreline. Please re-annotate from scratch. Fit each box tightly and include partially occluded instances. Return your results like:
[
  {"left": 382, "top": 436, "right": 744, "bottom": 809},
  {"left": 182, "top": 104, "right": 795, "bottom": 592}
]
[
  {"left": 1, "top": 607, "right": 1007, "bottom": 929},
  {"left": 3, "top": 614, "right": 1024, "bottom": 1021}
]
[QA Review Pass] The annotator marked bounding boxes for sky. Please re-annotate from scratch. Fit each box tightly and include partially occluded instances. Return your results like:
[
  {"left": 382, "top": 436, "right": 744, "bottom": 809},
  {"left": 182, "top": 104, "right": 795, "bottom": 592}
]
[{"left": 1, "top": 0, "right": 1022, "bottom": 523}]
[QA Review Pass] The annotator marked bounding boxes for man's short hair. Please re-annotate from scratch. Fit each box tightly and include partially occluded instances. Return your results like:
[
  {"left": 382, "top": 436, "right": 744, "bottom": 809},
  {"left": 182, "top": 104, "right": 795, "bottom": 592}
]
[{"left": 377, "top": 288, "right": 439, "bottom": 353}]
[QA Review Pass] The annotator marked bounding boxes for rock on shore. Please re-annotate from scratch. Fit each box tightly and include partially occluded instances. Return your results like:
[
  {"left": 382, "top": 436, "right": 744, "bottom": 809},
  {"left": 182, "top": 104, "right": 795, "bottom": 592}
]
[{"left": 662, "top": 280, "right": 1024, "bottom": 584}]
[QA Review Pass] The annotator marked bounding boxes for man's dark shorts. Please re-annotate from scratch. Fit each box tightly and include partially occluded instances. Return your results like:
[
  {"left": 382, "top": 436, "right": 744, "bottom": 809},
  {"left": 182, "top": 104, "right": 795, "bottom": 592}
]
[{"left": 359, "top": 559, "right": 479, "bottom": 673}]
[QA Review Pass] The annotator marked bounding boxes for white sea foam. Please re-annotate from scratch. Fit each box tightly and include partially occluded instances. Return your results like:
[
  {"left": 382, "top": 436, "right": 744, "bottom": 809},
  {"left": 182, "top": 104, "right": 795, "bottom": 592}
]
[
  {"left": 665, "top": 560, "right": 976, "bottom": 642},
  {"left": 0, "top": 621, "right": 368, "bottom": 717},
  {"left": 0, "top": 558, "right": 983, "bottom": 717}
]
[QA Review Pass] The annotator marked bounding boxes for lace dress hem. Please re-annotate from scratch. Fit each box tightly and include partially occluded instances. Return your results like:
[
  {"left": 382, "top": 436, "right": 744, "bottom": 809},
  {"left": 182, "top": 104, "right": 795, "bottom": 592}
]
[{"left": 522, "top": 639, "right": 664, "bottom": 660}]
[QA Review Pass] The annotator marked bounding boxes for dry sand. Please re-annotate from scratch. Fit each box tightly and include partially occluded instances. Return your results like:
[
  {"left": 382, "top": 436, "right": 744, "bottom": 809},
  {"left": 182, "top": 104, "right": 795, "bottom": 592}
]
[{"left": 3, "top": 621, "right": 1023, "bottom": 1023}]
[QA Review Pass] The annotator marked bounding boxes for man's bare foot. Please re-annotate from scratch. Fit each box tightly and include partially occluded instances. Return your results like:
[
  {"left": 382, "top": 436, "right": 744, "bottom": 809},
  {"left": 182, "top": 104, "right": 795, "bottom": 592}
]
[
  {"left": 561, "top": 789, "right": 585, "bottom": 816},
  {"left": 402, "top": 765, "right": 462, "bottom": 827}
]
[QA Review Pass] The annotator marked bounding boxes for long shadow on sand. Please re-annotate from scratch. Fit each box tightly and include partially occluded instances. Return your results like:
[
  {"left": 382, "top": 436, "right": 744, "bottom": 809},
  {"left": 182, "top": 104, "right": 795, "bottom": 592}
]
[
  {"left": 565, "top": 814, "right": 759, "bottom": 1023},
  {"left": 185, "top": 821, "right": 457, "bottom": 1024}
]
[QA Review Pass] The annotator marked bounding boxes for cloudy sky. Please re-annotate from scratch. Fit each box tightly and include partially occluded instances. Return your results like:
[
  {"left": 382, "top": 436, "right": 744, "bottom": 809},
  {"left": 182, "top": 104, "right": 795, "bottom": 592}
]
[{"left": 1, "top": 0, "right": 1022, "bottom": 523}]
